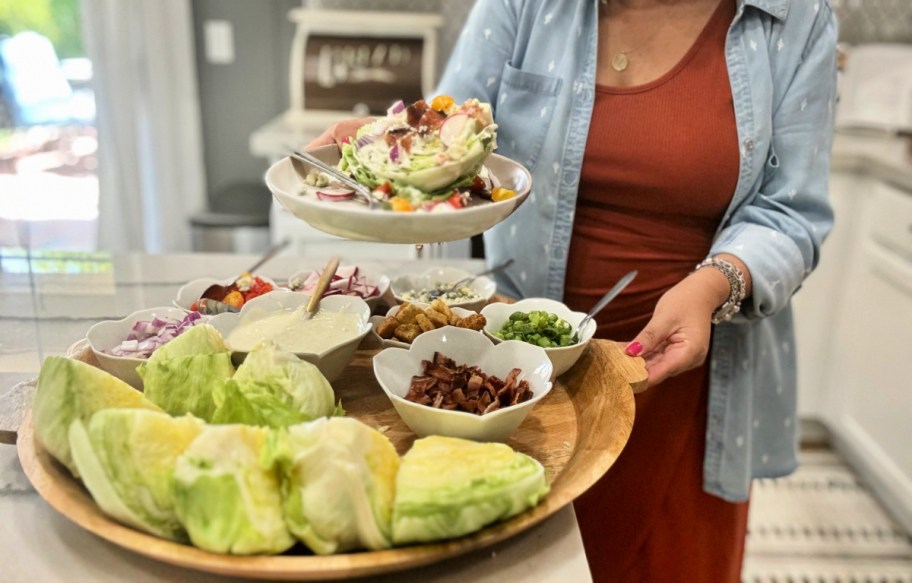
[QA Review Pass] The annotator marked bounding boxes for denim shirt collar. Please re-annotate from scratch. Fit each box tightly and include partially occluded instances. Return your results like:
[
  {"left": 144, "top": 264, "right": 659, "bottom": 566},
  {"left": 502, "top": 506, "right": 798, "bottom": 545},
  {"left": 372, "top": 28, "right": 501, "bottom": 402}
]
[{"left": 738, "top": 0, "right": 789, "bottom": 20}]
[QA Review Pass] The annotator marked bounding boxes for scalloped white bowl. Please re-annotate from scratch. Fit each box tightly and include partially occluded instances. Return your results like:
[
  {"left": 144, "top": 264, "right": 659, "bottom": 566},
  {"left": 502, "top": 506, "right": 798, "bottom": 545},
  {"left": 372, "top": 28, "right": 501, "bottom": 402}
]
[
  {"left": 480, "top": 298, "right": 597, "bottom": 380},
  {"left": 174, "top": 276, "right": 282, "bottom": 311},
  {"left": 86, "top": 306, "right": 200, "bottom": 389},
  {"left": 373, "top": 327, "right": 553, "bottom": 442},
  {"left": 287, "top": 266, "right": 390, "bottom": 312},
  {"left": 369, "top": 303, "right": 481, "bottom": 349},
  {"left": 391, "top": 266, "right": 496, "bottom": 313},
  {"left": 207, "top": 289, "right": 371, "bottom": 381}
]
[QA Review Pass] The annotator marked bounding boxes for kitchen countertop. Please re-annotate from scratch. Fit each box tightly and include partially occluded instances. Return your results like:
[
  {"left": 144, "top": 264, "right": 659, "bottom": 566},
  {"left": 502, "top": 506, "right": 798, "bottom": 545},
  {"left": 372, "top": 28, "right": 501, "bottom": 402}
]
[
  {"left": 0, "top": 250, "right": 592, "bottom": 583},
  {"left": 831, "top": 131, "right": 912, "bottom": 192}
]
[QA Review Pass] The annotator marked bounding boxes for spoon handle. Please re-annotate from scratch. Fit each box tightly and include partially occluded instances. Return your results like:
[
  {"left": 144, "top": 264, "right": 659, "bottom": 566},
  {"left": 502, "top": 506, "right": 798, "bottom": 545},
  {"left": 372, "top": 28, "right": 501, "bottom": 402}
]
[
  {"left": 305, "top": 256, "right": 341, "bottom": 316},
  {"left": 577, "top": 270, "right": 638, "bottom": 333},
  {"left": 244, "top": 238, "right": 291, "bottom": 276},
  {"left": 452, "top": 258, "right": 515, "bottom": 288}
]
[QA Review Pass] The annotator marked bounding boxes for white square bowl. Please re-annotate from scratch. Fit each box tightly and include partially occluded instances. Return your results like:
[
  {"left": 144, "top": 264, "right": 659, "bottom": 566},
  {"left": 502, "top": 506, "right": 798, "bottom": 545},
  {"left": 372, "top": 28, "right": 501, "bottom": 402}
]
[
  {"left": 480, "top": 298, "right": 597, "bottom": 380},
  {"left": 86, "top": 306, "right": 200, "bottom": 389},
  {"left": 373, "top": 326, "right": 553, "bottom": 442},
  {"left": 391, "top": 266, "right": 496, "bottom": 313},
  {"left": 369, "top": 303, "right": 483, "bottom": 348},
  {"left": 207, "top": 289, "right": 372, "bottom": 381},
  {"left": 174, "top": 275, "right": 282, "bottom": 311}
]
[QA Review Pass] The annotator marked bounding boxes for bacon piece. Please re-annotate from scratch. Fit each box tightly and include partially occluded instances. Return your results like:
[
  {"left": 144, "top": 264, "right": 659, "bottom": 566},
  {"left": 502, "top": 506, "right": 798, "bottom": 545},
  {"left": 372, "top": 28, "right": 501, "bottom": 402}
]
[{"left": 406, "top": 100, "right": 429, "bottom": 127}]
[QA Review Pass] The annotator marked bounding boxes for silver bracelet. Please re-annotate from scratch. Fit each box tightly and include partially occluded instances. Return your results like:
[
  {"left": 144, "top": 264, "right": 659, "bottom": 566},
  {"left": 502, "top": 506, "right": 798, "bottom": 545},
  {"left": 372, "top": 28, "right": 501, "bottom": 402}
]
[{"left": 694, "top": 257, "right": 746, "bottom": 324}]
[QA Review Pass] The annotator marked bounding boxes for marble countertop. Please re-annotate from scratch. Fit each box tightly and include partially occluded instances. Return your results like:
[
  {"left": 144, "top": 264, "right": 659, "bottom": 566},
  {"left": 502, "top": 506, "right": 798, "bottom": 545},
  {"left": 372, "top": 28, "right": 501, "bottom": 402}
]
[{"left": 0, "top": 250, "right": 592, "bottom": 583}]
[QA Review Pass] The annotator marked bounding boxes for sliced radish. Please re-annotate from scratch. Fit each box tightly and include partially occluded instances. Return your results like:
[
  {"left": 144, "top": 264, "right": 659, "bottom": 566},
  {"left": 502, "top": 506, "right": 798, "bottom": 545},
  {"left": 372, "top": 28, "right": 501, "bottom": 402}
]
[
  {"left": 316, "top": 187, "right": 355, "bottom": 201},
  {"left": 440, "top": 113, "right": 470, "bottom": 147}
]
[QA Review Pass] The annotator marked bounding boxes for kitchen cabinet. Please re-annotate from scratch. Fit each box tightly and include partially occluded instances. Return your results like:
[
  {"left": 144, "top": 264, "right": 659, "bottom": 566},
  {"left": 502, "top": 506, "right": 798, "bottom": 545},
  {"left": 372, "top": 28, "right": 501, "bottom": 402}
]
[{"left": 794, "top": 136, "right": 912, "bottom": 535}]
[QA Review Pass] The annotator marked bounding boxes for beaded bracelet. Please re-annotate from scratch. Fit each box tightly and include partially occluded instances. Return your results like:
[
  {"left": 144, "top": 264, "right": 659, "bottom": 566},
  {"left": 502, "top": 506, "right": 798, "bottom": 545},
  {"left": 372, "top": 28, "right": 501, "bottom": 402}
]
[{"left": 694, "top": 257, "right": 746, "bottom": 324}]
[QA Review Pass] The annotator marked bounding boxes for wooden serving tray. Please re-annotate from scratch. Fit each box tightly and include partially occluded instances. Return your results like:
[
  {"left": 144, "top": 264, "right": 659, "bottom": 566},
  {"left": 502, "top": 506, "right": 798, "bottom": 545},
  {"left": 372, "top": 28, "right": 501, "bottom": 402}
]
[{"left": 15, "top": 340, "right": 645, "bottom": 580}]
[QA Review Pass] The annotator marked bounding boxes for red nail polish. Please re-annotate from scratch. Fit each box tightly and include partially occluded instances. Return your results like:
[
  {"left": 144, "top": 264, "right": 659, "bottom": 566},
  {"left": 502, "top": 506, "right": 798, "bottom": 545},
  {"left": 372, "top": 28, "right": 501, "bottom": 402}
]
[{"left": 625, "top": 341, "right": 643, "bottom": 356}]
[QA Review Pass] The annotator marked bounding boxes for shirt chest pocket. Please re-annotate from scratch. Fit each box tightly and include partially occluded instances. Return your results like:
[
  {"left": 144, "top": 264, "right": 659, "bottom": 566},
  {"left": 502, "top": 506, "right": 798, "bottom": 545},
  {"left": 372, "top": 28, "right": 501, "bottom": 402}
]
[{"left": 494, "top": 62, "right": 563, "bottom": 170}]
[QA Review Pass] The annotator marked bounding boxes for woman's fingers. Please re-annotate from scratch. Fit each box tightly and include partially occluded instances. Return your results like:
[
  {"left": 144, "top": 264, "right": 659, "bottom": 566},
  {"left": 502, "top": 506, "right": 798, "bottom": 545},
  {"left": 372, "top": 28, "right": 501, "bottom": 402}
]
[
  {"left": 304, "top": 127, "right": 336, "bottom": 149},
  {"left": 303, "top": 117, "right": 375, "bottom": 151}
]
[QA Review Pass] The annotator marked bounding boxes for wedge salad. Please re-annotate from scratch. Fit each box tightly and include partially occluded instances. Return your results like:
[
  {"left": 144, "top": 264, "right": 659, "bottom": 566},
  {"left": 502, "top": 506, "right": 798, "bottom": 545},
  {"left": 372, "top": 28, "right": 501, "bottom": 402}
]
[{"left": 301, "top": 96, "right": 517, "bottom": 212}]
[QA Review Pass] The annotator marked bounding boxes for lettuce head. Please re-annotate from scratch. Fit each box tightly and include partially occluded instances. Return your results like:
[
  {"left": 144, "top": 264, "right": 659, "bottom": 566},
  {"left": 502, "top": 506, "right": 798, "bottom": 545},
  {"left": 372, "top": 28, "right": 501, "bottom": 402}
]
[
  {"left": 137, "top": 323, "right": 234, "bottom": 421},
  {"left": 68, "top": 408, "right": 205, "bottom": 540},
  {"left": 171, "top": 424, "right": 295, "bottom": 555},
  {"left": 32, "top": 356, "right": 162, "bottom": 475},
  {"left": 266, "top": 417, "right": 399, "bottom": 555},
  {"left": 392, "top": 436, "right": 550, "bottom": 545}
]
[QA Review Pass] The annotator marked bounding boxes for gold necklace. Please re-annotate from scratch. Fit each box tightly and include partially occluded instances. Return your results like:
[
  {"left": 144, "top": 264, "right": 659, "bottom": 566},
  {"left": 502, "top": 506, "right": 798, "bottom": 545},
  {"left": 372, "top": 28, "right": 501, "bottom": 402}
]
[{"left": 600, "top": 0, "right": 670, "bottom": 72}]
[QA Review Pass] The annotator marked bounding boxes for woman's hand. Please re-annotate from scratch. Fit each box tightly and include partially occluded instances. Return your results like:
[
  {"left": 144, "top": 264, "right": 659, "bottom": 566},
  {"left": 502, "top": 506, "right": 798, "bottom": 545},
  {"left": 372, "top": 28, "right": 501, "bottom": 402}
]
[
  {"left": 624, "top": 262, "right": 742, "bottom": 388},
  {"left": 304, "top": 117, "right": 374, "bottom": 150}
]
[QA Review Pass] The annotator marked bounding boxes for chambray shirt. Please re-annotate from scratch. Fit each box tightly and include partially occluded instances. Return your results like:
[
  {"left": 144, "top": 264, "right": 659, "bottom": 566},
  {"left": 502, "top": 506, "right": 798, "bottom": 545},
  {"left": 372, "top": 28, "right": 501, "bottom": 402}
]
[{"left": 436, "top": 0, "right": 837, "bottom": 501}]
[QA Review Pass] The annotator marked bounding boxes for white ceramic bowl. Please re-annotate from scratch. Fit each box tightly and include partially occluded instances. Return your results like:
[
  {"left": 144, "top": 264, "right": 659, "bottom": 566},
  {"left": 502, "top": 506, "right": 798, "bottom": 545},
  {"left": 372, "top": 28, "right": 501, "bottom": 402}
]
[
  {"left": 391, "top": 266, "right": 496, "bottom": 313},
  {"left": 265, "top": 145, "right": 532, "bottom": 244},
  {"left": 369, "top": 303, "right": 481, "bottom": 348},
  {"left": 480, "top": 298, "right": 597, "bottom": 380},
  {"left": 174, "top": 275, "right": 282, "bottom": 311},
  {"left": 287, "top": 266, "right": 390, "bottom": 312},
  {"left": 207, "top": 289, "right": 371, "bottom": 382},
  {"left": 373, "top": 327, "right": 553, "bottom": 442},
  {"left": 86, "top": 306, "right": 200, "bottom": 389}
]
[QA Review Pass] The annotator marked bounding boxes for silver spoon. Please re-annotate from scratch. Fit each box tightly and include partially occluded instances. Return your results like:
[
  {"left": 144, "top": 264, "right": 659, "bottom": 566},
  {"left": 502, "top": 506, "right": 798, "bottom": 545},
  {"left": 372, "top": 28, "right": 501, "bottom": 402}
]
[
  {"left": 576, "top": 270, "right": 638, "bottom": 337},
  {"left": 290, "top": 150, "right": 379, "bottom": 210},
  {"left": 425, "top": 258, "right": 515, "bottom": 301}
]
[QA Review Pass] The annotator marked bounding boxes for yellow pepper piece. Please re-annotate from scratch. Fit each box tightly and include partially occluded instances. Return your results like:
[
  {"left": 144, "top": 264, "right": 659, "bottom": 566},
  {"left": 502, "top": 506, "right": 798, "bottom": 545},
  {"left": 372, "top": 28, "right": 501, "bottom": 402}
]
[
  {"left": 491, "top": 187, "right": 517, "bottom": 202},
  {"left": 223, "top": 290, "right": 245, "bottom": 307},
  {"left": 390, "top": 197, "right": 415, "bottom": 212}
]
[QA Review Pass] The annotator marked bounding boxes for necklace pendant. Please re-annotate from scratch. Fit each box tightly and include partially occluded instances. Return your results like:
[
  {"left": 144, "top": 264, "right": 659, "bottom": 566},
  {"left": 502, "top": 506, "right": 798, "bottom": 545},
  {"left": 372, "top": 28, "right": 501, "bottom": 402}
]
[{"left": 611, "top": 52, "right": 629, "bottom": 72}]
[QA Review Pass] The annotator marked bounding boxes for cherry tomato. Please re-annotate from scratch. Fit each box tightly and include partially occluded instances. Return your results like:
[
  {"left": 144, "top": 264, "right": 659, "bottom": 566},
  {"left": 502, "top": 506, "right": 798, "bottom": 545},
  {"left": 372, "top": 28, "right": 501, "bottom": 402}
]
[
  {"left": 374, "top": 182, "right": 393, "bottom": 199},
  {"left": 223, "top": 290, "right": 245, "bottom": 307},
  {"left": 189, "top": 300, "right": 200, "bottom": 312},
  {"left": 430, "top": 94, "right": 455, "bottom": 112},
  {"left": 447, "top": 192, "right": 465, "bottom": 209},
  {"left": 491, "top": 187, "right": 517, "bottom": 202}
]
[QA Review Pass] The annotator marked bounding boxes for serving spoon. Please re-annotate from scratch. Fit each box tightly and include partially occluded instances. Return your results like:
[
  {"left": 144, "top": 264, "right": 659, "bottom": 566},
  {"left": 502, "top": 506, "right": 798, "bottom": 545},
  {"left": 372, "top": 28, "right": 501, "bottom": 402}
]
[
  {"left": 290, "top": 150, "right": 379, "bottom": 210},
  {"left": 425, "top": 258, "right": 515, "bottom": 301},
  {"left": 575, "top": 270, "right": 638, "bottom": 337}
]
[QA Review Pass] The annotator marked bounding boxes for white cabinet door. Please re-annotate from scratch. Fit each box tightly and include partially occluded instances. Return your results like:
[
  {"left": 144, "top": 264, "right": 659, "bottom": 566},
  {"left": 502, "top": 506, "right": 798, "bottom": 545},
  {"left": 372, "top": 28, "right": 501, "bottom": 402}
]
[
  {"left": 826, "top": 181, "right": 912, "bottom": 534},
  {"left": 792, "top": 170, "right": 864, "bottom": 418}
]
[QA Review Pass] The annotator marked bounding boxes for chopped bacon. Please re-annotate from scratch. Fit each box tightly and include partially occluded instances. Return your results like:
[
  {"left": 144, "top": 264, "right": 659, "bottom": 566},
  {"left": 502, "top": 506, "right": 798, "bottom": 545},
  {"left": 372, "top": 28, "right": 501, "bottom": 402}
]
[
  {"left": 405, "top": 355, "right": 533, "bottom": 416},
  {"left": 417, "top": 109, "right": 446, "bottom": 135},
  {"left": 406, "top": 100, "right": 429, "bottom": 127}
]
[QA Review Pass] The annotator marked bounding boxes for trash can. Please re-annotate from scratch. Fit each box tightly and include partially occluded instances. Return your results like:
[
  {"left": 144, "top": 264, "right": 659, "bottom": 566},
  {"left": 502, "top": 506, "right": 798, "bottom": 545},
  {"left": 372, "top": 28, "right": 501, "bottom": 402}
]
[{"left": 190, "top": 182, "right": 271, "bottom": 254}]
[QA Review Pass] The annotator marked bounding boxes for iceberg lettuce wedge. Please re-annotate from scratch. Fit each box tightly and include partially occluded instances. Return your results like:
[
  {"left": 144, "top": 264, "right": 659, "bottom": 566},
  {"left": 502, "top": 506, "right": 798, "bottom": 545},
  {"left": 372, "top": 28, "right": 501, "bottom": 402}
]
[
  {"left": 137, "top": 324, "right": 234, "bottom": 421},
  {"left": 68, "top": 409, "right": 205, "bottom": 540},
  {"left": 211, "top": 342, "right": 341, "bottom": 427},
  {"left": 267, "top": 417, "right": 399, "bottom": 554},
  {"left": 32, "top": 356, "right": 162, "bottom": 475},
  {"left": 392, "top": 436, "right": 549, "bottom": 545},
  {"left": 171, "top": 424, "right": 294, "bottom": 555}
]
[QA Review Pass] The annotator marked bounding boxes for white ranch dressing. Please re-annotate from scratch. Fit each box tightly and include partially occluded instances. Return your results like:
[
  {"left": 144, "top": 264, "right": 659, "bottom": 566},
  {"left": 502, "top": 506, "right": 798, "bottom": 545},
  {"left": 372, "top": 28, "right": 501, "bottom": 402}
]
[{"left": 226, "top": 306, "right": 362, "bottom": 353}]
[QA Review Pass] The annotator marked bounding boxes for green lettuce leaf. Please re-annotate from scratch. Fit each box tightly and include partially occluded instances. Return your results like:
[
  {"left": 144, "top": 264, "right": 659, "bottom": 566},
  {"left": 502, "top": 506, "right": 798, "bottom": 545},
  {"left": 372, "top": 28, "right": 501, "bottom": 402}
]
[
  {"left": 171, "top": 424, "right": 294, "bottom": 555},
  {"left": 392, "top": 436, "right": 550, "bottom": 545},
  {"left": 32, "top": 356, "right": 161, "bottom": 475},
  {"left": 68, "top": 409, "right": 205, "bottom": 540},
  {"left": 266, "top": 417, "right": 399, "bottom": 554}
]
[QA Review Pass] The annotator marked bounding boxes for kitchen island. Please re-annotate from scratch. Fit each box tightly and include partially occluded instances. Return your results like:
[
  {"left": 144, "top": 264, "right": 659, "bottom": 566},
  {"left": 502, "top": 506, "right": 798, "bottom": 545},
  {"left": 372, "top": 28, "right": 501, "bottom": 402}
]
[{"left": 0, "top": 250, "right": 593, "bottom": 582}]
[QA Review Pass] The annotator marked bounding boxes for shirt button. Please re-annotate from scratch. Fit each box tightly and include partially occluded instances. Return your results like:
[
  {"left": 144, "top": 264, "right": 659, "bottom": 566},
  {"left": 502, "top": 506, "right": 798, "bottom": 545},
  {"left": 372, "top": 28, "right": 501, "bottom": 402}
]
[{"left": 744, "top": 138, "right": 755, "bottom": 151}]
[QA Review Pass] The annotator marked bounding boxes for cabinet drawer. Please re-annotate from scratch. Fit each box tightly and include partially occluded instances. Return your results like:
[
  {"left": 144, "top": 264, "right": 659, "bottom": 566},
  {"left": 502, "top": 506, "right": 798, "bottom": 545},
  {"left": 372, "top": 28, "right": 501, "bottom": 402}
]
[{"left": 868, "top": 183, "right": 912, "bottom": 261}]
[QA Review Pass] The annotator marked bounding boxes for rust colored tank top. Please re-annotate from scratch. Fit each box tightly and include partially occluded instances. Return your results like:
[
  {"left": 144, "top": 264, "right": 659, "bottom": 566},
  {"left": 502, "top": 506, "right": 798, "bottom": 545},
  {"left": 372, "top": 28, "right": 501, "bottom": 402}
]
[{"left": 564, "top": 0, "right": 739, "bottom": 340}]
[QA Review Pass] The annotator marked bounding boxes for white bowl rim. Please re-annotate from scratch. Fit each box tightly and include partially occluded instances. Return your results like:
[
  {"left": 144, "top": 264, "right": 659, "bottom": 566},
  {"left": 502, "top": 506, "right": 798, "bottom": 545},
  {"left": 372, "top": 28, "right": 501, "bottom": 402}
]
[
  {"left": 368, "top": 304, "right": 481, "bottom": 349},
  {"left": 391, "top": 266, "right": 496, "bottom": 302},
  {"left": 174, "top": 275, "right": 283, "bottom": 310},
  {"left": 286, "top": 266, "right": 391, "bottom": 297},
  {"left": 373, "top": 327, "right": 553, "bottom": 423}
]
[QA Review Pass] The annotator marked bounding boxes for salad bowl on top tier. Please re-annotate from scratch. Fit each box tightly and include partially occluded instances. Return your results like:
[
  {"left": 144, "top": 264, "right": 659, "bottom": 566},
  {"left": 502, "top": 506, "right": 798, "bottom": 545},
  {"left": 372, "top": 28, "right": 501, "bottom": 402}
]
[{"left": 265, "top": 145, "right": 532, "bottom": 244}]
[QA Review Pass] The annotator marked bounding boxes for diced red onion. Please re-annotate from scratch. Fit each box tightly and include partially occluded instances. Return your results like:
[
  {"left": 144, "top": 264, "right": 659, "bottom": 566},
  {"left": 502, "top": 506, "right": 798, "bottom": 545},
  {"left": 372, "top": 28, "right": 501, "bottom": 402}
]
[
  {"left": 355, "top": 134, "right": 375, "bottom": 149},
  {"left": 108, "top": 312, "right": 202, "bottom": 358},
  {"left": 388, "top": 100, "right": 405, "bottom": 115},
  {"left": 390, "top": 144, "right": 400, "bottom": 163}
]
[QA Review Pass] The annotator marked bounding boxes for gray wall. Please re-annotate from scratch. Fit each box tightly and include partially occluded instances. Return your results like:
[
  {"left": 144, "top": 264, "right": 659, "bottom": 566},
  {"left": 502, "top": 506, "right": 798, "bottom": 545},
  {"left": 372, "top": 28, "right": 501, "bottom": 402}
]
[{"left": 191, "top": 0, "right": 474, "bottom": 207}]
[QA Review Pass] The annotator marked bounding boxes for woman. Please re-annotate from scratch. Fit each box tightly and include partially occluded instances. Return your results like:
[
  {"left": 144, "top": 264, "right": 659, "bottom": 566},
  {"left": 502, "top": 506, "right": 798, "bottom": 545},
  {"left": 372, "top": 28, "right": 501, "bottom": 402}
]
[{"left": 310, "top": 0, "right": 837, "bottom": 579}]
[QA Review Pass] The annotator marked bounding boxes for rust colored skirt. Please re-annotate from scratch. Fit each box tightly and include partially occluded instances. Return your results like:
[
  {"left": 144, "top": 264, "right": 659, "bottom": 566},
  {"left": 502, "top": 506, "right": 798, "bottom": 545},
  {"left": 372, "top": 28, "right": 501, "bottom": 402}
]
[{"left": 571, "top": 359, "right": 750, "bottom": 582}]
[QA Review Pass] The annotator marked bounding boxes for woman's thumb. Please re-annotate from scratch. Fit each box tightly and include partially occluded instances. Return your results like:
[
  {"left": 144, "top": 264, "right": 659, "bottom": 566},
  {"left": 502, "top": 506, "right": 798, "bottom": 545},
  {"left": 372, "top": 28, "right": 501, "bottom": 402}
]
[{"left": 625, "top": 324, "right": 662, "bottom": 357}]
